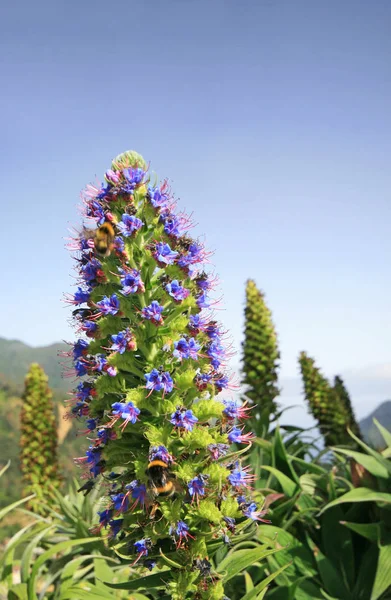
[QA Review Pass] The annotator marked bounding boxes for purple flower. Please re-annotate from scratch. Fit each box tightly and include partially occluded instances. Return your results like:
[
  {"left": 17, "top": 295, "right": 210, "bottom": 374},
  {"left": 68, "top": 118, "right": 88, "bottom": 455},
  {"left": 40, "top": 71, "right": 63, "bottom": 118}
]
[
  {"left": 85, "top": 418, "right": 97, "bottom": 431},
  {"left": 96, "top": 183, "right": 110, "bottom": 200},
  {"left": 196, "top": 292, "right": 211, "bottom": 309},
  {"left": 206, "top": 341, "right": 225, "bottom": 369},
  {"left": 188, "top": 313, "right": 208, "bottom": 333},
  {"left": 207, "top": 443, "right": 229, "bottom": 460},
  {"left": 81, "top": 258, "right": 102, "bottom": 283},
  {"left": 96, "top": 294, "right": 120, "bottom": 315},
  {"left": 73, "top": 339, "right": 89, "bottom": 360},
  {"left": 145, "top": 369, "right": 174, "bottom": 396},
  {"left": 123, "top": 167, "right": 146, "bottom": 191},
  {"left": 148, "top": 184, "right": 170, "bottom": 209},
  {"left": 228, "top": 463, "right": 255, "bottom": 489},
  {"left": 160, "top": 211, "right": 185, "bottom": 238},
  {"left": 223, "top": 517, "right": 236, "bottom": 533},
  {"left": 177, "top": 242, "right": 205, "bottom": 268},
  {"left": 194, "top": 372, "right": 213, "bottom": 391},
  {"left": 119, "top": 268, "right": 144, "bottom": 295},
  {"left": 75, "top": 382, "right": 93, "bottom": 401},
  {"left": 149, "top": 445, "right": 173, "bottom": 465},
  {"left": 187, "top": 475, "right": 208, "bottom": 498},
  {"left": 105, "top": 169, "right": 121, "bottom": 184},
  {"left": 74, "top": 359, "right": 88, "bottom": 377},
  {"left": 134, "top": 538, "right": 152, "bottom": 558},
  {"left": 170, "top": 520, "right": 195, "bottom": 547},
  {"left": 165, "top": 280, "right": 190, "bottom": 303},
  {"left": 228, "top": 426, "right": 255, "bottom": 445},
  {"left": 125, "top": 481, "right": 147, "bottom": 508},
  {"left": 111, "top": 493, "right": 129, "bottom": 512},
  {"left": 153, "top": 242, "right": 178, "bottom": 266},
  {"left": 111, "top": 401, "right": 140, "bottom": 425},
  {"left": 86, "top": 200, "right": 105, "bottom": 224},
  {"left": 93, "top": 355, "right": 107, "bottom": 372},
  {"left": 107, "top": 365, "right": 118, "bottom": 377},
  {"left": 213, "top": 374, "right": 229, "bottom": 392},
  {"left": 98, "top": 509, "right": 113, "bottom": 527},
  {"left": 109, "top": 518, "right": 123, "bottom": 538},
  {"left": 173, "top": 337, "right": 201, "bottom": 361},
  {"left": 113, "top": 236, "right": 125, "bottom": 253},
  {"left": 117, "top": 214, "right": 143, "bottom": 237},
  {"left": 80, "top": 320, "right": 98, "bottom": 336},
  {"left": 110, "top": 329, "right": 135, "bottom": 354},
  {"left": 73, "top": 287, "right": 90, "bottom": 305},
  {"left": 222, "top": 399, "right": 252, "bottom": 420},
  {"left": 170, "top": 407, "right": 198, "bottom": 431},
  {"left": 141, "top": 301, "right": 164, "bottom": 325},
  {"left": 242, "top": 502, "right": 270, "bottom": 522}
]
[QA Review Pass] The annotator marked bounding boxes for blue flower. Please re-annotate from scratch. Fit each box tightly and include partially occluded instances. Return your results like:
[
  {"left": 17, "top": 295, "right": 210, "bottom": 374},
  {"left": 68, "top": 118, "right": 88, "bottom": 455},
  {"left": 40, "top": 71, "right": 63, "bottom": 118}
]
[
  {"left": 73, "top": 339, "right": 89, "bottom": 360},
  {"left": 228, "top": 463, "right": 254, "bottom": 489},
  {"left": 223, "top": 517, "right": 236, "bottom": 532},
  {"left": 148, "top": 185, "right": 170, "bottom": 209},
  {"left": 153, "top": 242, "right": 178, "bottom": 265},
  {"left": 134, "top": 538, "right": 152, "bottom": 557},
  {"left": 113, "top": 236, "right": 125, "bottom": 253},
  {"left": 196, "top": 292, "right": 211, "bottom": 309},
  {"left": 207, "top": 443, "right": 229, "bottom": 460},
  {"left": 206, "top": 341, "right": 225, "bottom": 369},
  {"left": 141, "top": 301, "right": 164, "bottom": 324},
  {"left": 73, "top": 287, "right": 90, "bottom": 305},
  {"left": 118, "top": 268, "right": 144, "bottom": 295},
  {"left": 81, "top": 258, "right": 102, "bottom": 283},
  {"left": 187, "top": 475, "right": 208, "bottom": 497},
  {"left": 149, "top": 445, "right": 173, "bottom": 465},
  {"left": 96, "top": 294, "right": 120, "bottom": 315},
  {"left": 111, "top": 329, "right": 134, "bottom": 354},
  {"left": 145, "top": 369, "right": 174, "bottom": 395},
  {"left": 170, "top": 407, "right": 198, "bottom": 431},
  {"left": 165, "top": 280, "right": 190, "bottom": 303},
  {"left": 173, "top": 337, "right": 201, "bottom": 361},
  {"left": 122, "top": 167, "right": 146, "bottom": 191},
  {"left": 74, "top": 359, "right": 88, "bottom": 377},
  {"left": 98, "top": 509, "right": 113, "bottom": 526},
  {"left": 109, "top": 518, "right": 123, "bottom": 538},
  {"left": 117, "top": 214, "right": 143, "bottom": 237},
  {"left": 111, "top": 401, "right": 140, "bottom": 424},
  {"left": 111, "top": 493, "right": 129, "bottom": 512}
]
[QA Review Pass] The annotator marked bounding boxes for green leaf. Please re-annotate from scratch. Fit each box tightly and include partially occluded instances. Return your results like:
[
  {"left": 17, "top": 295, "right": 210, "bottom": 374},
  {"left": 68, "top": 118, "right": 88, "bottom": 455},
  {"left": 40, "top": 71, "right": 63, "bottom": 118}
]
[
  {"left": 272, "top": 425, "right": 301, "bottom": 485},
  {"left": 216, "top": 546, "right": 284, "bottom": 581},
  {"left": 320, "top": 488, "right": 391, "bottom": 513},
  {"left": 7, "top": 583, "right": 28, "bottom": 600},
  {"left": 0, "top": 493, "right": 35, "bottom": 520},
  {"left": 0, "top": 459, "right": 10, "bottom": 478},
  {"left": 371, "top": 544, "right": 391, "bottom": 600},
  {"left": 21, "top": 524, "right": 55, "bottom": 582},
  {"left": 353, "top": 544, "right": 378, "bottom": 600},
  {"left": 320, "top": 507, "right": 354, "bottom": 592},
  {"left": 244, "top": 571, "right": 254, "bottom": 593},
  {"left": 332, "top": 447, "right": 389, "bottom": 479},
  {"left": 256, "top": 525, "right": 316, "bottom": 579},
  {"left": 373, "top": 418, "right": 391, "bottom": 448},
  {"left": 341, "top": 521, "right": 381, "bottom": 542},
  {"left": 28, "top": 537, "right": 101, "bottom": 598},
  {"left": 159, "top": 548, "right": 182, "bottom": 569},
  {"left": 104, "top": 571, "right": 170, "bottom": 590},
  {"left": 346, "top": 429, "right": 391, "bottom": 476},
  {"left": 261, "top": 466, "right": 297, "bottom": 496},
  {"left": 58, "top": 582, "right": 118, "bottom": 600},
  {"left": 241, "top": 562, "right": 292, "bottom": 599}
]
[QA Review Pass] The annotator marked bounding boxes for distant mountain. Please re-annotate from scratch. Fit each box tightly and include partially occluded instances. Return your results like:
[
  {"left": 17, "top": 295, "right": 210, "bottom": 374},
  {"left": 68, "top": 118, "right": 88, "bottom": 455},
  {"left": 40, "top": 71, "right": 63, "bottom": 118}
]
[
  {"left": 359, "top": 401, "right": 391, "bottom": 448},
  {"left": 0, "top": 337, "right": 70, "bottom": 392}
]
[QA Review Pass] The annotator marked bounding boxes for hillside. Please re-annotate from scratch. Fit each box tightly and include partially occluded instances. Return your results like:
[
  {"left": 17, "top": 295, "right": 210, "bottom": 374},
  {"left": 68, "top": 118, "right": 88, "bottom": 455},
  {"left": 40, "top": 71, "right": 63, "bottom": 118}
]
[
  {"left": 0, "top": 337, "right": 70, "bottom": 392},
  {"left": 359, "top": 400, "right": 391, "bottom": 448}
]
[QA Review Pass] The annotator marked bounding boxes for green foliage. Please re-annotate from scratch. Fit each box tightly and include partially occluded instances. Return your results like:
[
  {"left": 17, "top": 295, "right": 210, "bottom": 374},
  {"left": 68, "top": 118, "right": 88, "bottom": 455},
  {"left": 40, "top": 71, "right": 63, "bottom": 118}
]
[
  {"left": 299, "top": 352, "right": 361, "bottom": 447},
  {"left": 241, "top": 280, "right": 280, "bottom": 432},
  {"left": 228, "top": 420, "right": 391, "bottom": 599},
  {"left": 20, "top": 364, "right": 61, "bottom": 512}
]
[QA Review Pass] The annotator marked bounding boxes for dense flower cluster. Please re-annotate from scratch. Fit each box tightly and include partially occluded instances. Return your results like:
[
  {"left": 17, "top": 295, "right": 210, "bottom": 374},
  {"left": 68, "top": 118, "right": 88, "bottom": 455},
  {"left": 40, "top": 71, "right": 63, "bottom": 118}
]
[{"left": 66, "top": 150, "right": 265, "bottom": 598}]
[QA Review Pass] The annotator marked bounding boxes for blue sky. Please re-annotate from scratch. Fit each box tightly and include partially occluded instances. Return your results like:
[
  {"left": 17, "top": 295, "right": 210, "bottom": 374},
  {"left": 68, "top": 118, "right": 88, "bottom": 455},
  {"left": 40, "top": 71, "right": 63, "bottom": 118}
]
[{"left": 1, "top": 0, "right": 391, "bottom": 389}]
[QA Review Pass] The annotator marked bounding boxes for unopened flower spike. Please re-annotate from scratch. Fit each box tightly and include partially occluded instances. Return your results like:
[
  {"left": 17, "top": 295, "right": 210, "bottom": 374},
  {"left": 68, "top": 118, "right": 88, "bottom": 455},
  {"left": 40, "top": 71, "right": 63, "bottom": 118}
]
[{"left": 66, "top": 149, "right": 264, "bottom": 598}]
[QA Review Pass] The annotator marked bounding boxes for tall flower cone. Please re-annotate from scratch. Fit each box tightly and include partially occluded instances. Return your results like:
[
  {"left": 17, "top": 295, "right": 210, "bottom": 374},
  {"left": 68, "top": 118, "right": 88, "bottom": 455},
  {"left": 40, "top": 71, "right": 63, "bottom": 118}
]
[
  {"left": 65, "top": 151, "right": 265, "bottom": 598},
  {"left": 299, "top": 352, "right": 354, "bottom": 447},
  {"left": 241, "top": 280, "right": 280, "bottom": 434},
  {"left": 20, "top": 363, "right": 61, "bottom": 511},
  {"left": 333, "top": 375, "right": 362, "bottom": 440}
]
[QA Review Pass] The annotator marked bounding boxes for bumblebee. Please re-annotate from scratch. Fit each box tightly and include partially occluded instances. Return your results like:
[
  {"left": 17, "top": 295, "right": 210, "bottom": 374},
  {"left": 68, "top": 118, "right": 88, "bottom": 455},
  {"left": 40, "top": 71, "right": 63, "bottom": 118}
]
[
  {"left": 145, "top": 459, "right": 177, "bottom": 498},
  {"left": 83, "top": 221, "right": 115, "bottom": 257}
]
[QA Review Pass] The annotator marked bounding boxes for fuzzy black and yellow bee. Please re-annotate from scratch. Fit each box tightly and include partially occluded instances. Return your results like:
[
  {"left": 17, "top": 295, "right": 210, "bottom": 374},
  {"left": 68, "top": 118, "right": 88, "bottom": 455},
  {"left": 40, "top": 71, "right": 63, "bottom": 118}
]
[
  {"left": 145, "top": 459, "right": 178, "bottom": 498},
  {"left": 83, "top": 221, "right": 116, "bottom": 257}
]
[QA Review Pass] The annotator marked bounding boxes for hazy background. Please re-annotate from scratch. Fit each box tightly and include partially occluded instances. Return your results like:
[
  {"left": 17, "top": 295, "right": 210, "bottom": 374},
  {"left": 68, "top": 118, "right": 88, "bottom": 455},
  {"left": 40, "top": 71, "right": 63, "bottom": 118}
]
[{"left": 1, "top": 0, "right": 390, "bottom": 425}]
